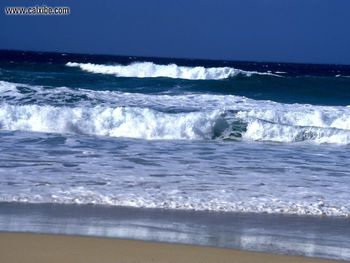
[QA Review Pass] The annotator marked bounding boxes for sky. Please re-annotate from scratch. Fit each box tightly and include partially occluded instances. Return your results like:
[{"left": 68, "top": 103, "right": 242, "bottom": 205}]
[{"left": 1, "top": 0, "right": 350, "bottom": 64}]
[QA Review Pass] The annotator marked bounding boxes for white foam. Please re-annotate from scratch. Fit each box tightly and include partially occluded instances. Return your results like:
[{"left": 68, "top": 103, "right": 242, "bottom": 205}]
[
  {"left": 0, "top": 80, "right": 21, "bottom": 94},
  {"left": 2, "top": 80, "right": 350, "bottom": 144},
  {"left": 0, "top": 191, "right": 348, "bottom": 217},
  {"left": 1, "top": 102, "right": 350, "bottom": 144},
  {"left": 66, "top": 61, "right": 278, "bottom": 80},
  {"left": 1, "top": 80, "right": 350, "bottom": 217},
  {"left": 237, "top": 106, "right": 350, "bottom": 143},
  {"left": 243, "top": 120, "right": 350, "bottom": 144},
  {"left": 0, "top": 104, "right": 222, "bottom": 140}
]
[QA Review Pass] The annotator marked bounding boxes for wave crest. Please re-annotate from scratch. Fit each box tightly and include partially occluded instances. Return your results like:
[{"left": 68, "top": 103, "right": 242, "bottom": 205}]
[
  {"left": 1, "top": 103, "right": 350, "bottom": 144},
  {"left": 0, "top": 104, "right": 224, "bottom": 140},
  {"left": 2, "top": 80, "right": 350, "bottom": 144},
  {"left": 66, "top": 61, "right": 277, "bottom": 80}
]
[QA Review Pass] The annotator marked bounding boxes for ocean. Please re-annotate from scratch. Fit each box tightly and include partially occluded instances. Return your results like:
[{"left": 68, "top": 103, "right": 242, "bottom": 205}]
[
  {"left": 0, "top": 50, "right": 350, "bottom": 218},
  {"left": 1, "top": 50, "right": 350, "bottom": 260}
]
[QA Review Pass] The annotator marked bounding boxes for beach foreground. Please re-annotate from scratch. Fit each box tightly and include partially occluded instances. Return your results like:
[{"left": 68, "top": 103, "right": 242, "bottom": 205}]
[{"left": 0, "top": 232, "right": 346, "bottom": 263}]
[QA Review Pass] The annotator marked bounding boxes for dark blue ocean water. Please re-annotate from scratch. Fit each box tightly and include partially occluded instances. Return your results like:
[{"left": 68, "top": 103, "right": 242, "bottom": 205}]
[{"left": 0, "top": 50, "right": 350, "bottom": 217}]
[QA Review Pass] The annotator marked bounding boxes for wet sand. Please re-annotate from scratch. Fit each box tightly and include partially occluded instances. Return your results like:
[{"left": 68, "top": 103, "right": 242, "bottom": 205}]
[
  {"left": 0, "top": 232, "right": 347, "bottom": 263},
  {"left": 1, "top": 203, "right": 350, "bottom": 260}
]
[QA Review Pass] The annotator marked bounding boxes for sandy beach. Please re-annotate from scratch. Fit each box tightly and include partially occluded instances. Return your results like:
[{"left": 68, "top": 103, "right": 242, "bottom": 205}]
[{"left": 1, "top": 232, "right": 347, "bottom": 263}]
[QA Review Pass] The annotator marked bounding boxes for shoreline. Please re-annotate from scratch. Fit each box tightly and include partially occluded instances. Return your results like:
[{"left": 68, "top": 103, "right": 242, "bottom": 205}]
[
  {"left": 0, "top": 232, "right": 347, "bottom": 263},
  {"left": 1, "top": 202, "right": 350, "bottom": 260}
]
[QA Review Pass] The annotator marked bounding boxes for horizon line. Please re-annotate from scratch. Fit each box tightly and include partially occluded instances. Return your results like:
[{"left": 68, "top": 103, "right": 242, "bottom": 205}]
[{"left": 1, "top": 49, "right": 350, "bottom": 67}]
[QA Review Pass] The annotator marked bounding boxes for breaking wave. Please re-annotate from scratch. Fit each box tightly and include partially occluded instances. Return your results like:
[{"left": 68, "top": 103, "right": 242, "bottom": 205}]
[
  {"left": 1, "top": 80, "right": 350, "bottom": 144},
  {"left": 0, "top": 104, "right": 223, "bottom": 140},
  {"left": 1, "top": 103, "right": 350, "bottom": 144},
  {"left": 66, "top": 61, "right": 279, "bottom": 80}
]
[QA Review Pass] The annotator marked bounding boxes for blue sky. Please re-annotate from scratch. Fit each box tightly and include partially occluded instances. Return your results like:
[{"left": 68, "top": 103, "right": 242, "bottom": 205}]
[{"left": 1, "top": 0, "right": 350, "bottom": 64}]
